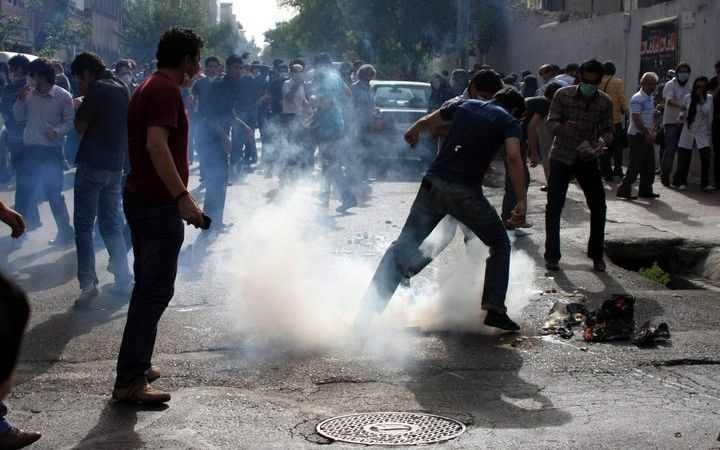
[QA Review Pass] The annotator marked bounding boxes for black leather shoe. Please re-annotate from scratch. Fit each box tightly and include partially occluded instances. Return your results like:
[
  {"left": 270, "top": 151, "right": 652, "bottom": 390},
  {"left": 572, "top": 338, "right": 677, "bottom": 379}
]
[
  {"left": 593, "top": 259, "right": 607, "bottom": 272},
  {"left": 616, "top": 191, "right": 637, "bottom": 200},
  {"left": 545, "top": 260, "right": 560, "bottom": 271},
  {"left": 0, "top": 426, "right": 42, "bottom": 449},
  {"left": 484, "top": 310, "right": 520, "bottom": 331},
  {"left": 638, "top": 192, "right": 660, "bottom": 199}
]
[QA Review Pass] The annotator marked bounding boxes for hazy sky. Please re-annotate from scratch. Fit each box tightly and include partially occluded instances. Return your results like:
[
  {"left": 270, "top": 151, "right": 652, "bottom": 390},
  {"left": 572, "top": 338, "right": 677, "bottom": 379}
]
[{"left": 231, "top": 0, "right": 297, "bottom": 45}]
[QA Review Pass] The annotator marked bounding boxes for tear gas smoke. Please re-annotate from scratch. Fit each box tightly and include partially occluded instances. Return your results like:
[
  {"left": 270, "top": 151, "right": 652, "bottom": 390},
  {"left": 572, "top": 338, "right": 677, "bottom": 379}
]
[{"left": 224, "top": 180, "right": 536, "bottom": 355}]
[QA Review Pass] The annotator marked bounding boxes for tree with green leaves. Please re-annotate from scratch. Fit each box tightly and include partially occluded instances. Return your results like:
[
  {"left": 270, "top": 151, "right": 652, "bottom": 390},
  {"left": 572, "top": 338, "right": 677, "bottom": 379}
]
[
  {"left": 36, "top": 19, "right": 93, "bottom": 58},
  {"left": 265, "top": 0, "right": 522, "bottom": 79},
  {"left": 121, "top": 0, "right": 259, "bottom": 64},
  {"left": 0, "top": 14, "right": 25, "bottom": 51}
]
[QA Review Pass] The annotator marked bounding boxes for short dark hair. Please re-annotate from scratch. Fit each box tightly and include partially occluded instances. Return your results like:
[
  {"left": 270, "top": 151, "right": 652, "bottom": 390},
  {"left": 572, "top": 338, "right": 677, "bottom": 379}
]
[
  {"left": 71, "top": 52, "right": 106, "bottom": 78},
  {"left": 544, "top": 82, "right": 563, "bottom": 100},
  {"left": 205, "top": 56, "right": 220, "bottom": 67},
  {"left": 8, "top": 55, "right": 29, "bottom": 75},
  {"left": 353, "top": 60, "right": 365, "bottom": 70},
  {"left": 470, "top": 69, "right": 503, "bottom": 95},
  {"left": 312, "top": 52, "right": 332, "bottom": 67},
  {"left": 225, "top": 54, "right": 243, "bottom": 69},
  {"left": 155, "top": 27, "right": 204, "bottom": 69},
  {"left": 602, "top": 61, "right": 616, "bottom": 76},
  {"left": 675, "top": 61, "right": 691, "bottom": 73},
  {"left": 580, "top": 59, "right": 604, "bottom": 77},
  {"left": 28, "top": 58, "right": 56, "bottom": 84},
  {"left": 114, "top": 58, "right": 133, "bottom": 73},
  {"left": 565, "top": 63, "right": 580, "bottom": 73},
  {"left": 290, "top": 58, "right": 305, "bottom": 68},
  {"left": 492, "top": 86, "right": 526, "bottom": 115}
]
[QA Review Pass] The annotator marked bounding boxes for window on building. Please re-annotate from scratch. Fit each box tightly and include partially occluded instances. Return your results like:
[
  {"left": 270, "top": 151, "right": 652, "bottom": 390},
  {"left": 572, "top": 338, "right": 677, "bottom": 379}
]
[{"left": 638, "top": 0, "right": 673, "bottom": 7}]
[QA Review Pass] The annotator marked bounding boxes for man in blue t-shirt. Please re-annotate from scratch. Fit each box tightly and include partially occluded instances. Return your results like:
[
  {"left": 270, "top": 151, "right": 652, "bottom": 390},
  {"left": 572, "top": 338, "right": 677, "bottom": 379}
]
[{"left": 356, "top": 87, "right": 528, "bottom": 332}]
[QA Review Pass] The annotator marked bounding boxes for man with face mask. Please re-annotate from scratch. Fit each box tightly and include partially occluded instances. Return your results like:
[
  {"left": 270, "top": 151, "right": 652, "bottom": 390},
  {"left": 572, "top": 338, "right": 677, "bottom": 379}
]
[
  {"left": 114, "top": 27, "right": 206, "bottom": 404},
  {"left": 12, "top": 58, "right": 75, "bottom": 247},
  {"left": 114, "top": 59, "right": 136, "bottom": 93},
  {"left": 545, "top": 59, "right": 614, "bottom": 273},
  {"left": 660, "top": 62, "right": 692, "bottom": 186},
  {"left": 355, "top": 87, "right": 528, "bottom": 333}
]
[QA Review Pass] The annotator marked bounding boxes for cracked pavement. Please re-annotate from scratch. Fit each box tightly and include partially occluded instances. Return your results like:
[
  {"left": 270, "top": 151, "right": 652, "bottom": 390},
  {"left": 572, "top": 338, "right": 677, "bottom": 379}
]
[{"left": 1, "top": 161, "right": 720, "bottom": 449}]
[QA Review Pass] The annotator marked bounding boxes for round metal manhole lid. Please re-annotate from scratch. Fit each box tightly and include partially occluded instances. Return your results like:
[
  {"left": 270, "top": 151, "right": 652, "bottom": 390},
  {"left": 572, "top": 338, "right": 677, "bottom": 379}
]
[{"left": 316, "top": 412, "right": 466, "bottom": 446}]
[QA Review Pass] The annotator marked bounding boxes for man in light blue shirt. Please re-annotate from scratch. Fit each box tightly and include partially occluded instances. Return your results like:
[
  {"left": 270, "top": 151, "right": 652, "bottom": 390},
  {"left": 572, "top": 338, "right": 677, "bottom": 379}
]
[
  {"left": 617, "top": 72, "right": 660, "bottom": 200},
  {"left": 12, "top": 57, "right": 74, "bottom": 246}
]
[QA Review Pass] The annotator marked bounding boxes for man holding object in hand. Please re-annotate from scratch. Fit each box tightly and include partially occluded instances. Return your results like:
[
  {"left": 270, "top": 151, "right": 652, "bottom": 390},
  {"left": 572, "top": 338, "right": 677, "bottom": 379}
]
[
  {"left": 544, "top": 59, "right": 614, "bottom": 273},
  {"left": 355, "top": 87, "right": 528, "bottom": 332},
  {"left": 113, "top": 28, "right": 206, "bottom": 405}
]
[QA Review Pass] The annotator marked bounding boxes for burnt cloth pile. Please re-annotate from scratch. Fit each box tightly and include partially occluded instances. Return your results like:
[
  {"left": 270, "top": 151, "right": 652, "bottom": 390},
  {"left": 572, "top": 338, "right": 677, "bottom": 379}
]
[{"left": 544, "top": 294, "right": 671, "bottom": 346}]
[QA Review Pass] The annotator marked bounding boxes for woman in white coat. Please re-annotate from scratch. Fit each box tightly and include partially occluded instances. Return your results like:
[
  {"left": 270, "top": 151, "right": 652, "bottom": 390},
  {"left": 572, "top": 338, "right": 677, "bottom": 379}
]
[{"left": 673, "top": 76, "right": 714, "bottom": 190}]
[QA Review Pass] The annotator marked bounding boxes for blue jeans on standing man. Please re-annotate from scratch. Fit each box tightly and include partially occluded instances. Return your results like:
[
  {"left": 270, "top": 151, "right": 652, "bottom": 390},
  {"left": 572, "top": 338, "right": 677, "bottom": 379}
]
[
  {"left": 74, "top": 164, "right": 131, "bottom": 289},
  {"left": 115, "top": 192, "right": 184, "bottom": 388},
  {"left": 14, "top": 145, "right": 73, "bottom": 238},
  {"left": 360, "top": 175, "right": 511, "bottom": 315}
]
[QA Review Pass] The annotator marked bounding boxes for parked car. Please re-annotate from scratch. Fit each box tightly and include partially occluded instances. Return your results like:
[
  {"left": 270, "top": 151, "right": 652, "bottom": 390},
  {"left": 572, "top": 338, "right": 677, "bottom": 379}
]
[{"left": 367, "top": 80, "right": 435, "bottom": 168}]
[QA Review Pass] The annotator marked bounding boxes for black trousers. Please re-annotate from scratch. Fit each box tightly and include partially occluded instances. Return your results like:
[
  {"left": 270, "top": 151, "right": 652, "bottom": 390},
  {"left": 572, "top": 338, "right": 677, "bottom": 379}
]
[
  {"left": 617, "top": 134, "right": 656, "bottom": 196},
  {"left": 115, "top": 193, "right": 184, "bottom": 388},
  {"left": 544, "top": 158, "right": 606, "bottom": 263}
]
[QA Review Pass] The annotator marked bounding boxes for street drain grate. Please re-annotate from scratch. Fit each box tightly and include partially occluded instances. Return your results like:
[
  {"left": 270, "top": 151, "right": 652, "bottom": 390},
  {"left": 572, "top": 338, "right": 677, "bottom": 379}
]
[{"left": 316, "top": 412, "right": 466, "bottom": 446}]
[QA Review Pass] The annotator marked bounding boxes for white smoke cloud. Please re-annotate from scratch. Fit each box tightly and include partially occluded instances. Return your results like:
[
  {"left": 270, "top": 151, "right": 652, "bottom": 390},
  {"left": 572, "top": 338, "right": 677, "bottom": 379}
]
[{"left": 224, "top": 181, "right": 535, "bottom": 355}]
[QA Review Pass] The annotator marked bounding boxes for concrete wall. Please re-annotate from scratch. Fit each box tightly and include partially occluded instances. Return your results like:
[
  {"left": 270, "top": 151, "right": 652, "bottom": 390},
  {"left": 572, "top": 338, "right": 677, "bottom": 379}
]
[
  {"left": 487, "top": 0, "right": 720, "bottom": 183},
  {"left": 489, "top": 0, "right": 720, "bottom": 100}
]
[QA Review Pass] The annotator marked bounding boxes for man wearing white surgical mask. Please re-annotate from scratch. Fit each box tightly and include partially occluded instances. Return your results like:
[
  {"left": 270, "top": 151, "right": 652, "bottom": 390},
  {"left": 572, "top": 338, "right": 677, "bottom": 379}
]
[
  {"left": 114, "top": 58, "right": 137, "bottom": 93},
  {"left": 660, "top": 62, "right": 692, "bottom": 186}
]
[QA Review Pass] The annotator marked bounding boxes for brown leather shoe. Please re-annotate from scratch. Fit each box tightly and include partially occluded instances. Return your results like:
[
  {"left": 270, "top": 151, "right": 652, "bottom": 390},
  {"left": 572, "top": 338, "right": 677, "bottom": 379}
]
[
  {"left": 147, "top": 366, "right": 161, "bottom": 383},
  {"left": 112, "top": 383, "right": 171, "bottom": 404},
  {"left": 0, "top": 426, "right": 42, "bottom": 449}
]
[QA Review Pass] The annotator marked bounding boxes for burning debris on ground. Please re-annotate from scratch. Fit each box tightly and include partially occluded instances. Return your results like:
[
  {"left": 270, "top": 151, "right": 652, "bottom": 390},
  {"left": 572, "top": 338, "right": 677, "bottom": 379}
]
[{"left": 542, "top": 294, "right": 671, "bottom": 347}]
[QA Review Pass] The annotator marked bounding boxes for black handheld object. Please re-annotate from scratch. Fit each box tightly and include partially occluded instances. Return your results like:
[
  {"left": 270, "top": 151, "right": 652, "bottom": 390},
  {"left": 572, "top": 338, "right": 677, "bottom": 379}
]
[{"left": 201, "top": 214, "right": 212, "bottom": 230}]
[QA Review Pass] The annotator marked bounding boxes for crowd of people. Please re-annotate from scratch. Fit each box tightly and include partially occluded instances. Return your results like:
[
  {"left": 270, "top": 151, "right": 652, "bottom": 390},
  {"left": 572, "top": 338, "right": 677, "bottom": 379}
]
[{"left": 0, "top": 23, "right": 718, "bottom": 448}]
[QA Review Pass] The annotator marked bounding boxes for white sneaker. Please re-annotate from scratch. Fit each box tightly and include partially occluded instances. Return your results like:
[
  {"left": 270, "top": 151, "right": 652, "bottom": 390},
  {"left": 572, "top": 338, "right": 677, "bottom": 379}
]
[
  {"left": 678, "top": 184, "right": 688, "bottom": 191},
  {"left": 702, "top": 185, "right": 717, "bottom": 192}
]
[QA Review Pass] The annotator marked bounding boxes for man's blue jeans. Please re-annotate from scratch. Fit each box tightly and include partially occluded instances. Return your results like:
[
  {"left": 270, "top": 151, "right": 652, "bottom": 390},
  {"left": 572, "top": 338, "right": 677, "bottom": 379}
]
[
  {"left": 74, "top": 164, "right": 131, "bottom": 288},
  {"left": 0, "top": 402, "right": 10, "bottom": 435},
  {"left": 115, "top": 192, "right": 184, "bottom": 388},
  {"left": 15, "top": 145, "right": 72, "bottom": 237},
  {"left": 361, "top": 175, "right": 511, "bottom": 314}
]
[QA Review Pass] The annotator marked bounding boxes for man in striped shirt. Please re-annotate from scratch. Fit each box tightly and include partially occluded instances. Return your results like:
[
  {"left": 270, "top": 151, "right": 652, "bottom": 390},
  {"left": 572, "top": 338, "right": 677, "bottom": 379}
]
[{"left": 617, "top": 73, "right": 660, "bottom": 200}]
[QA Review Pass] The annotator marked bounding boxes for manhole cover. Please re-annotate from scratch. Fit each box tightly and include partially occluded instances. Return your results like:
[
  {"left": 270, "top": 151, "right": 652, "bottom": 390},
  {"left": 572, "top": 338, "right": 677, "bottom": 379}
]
[{"left": 316, "top": 412, "right": 466, "bottom": 446}]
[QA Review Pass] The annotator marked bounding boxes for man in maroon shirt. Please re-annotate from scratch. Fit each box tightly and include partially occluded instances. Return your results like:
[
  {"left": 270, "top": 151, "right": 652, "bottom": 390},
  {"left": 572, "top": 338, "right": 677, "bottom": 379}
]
[{"left": 113, "top": 28, "right": 206, "bottom": 404}]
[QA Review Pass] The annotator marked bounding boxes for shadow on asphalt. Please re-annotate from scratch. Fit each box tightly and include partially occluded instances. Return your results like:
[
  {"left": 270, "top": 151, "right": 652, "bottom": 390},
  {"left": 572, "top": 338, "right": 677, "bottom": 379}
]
[
  {"left": 9, "top": 248, "right": 77, "bottom": 293},
  {"left": 72, "top": 402, "right": 169, "bottom": 449},
  {"left": 405, "top": 333, "right": 572, "bottom": 429},
  {"left": 16, "top": 299, "right": 126, "bottom": 387},
  {"left": 620, "top": 199, "right": 704, "bottom": 227}
]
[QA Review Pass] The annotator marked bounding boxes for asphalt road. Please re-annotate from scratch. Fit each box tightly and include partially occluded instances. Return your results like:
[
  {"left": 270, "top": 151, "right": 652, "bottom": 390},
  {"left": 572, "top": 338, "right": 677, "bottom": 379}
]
[{"left": 1, "top": 158, "right": 719, "bottom": 449}]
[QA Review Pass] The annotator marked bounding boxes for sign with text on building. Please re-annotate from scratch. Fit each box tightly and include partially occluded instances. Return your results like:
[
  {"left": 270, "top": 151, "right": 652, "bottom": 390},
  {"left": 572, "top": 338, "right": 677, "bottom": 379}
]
[{"left": 640, "top": 18, "right": 679, "bottom": 82}]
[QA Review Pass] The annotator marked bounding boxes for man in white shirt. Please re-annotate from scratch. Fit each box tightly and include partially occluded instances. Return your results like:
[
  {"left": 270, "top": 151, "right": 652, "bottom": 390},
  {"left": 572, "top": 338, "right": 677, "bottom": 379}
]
[
  {"left": 617, "top": 72, "right": 660, "bottom": 199},
  {"left": 553, "top": 63, "right": 580, "bottom": 86},
  {"left": 12, "top": 57, "right": 74, "bottom": 246},
  {"left": 660, "top": 62, "right": 692, "bottom": 186}
]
